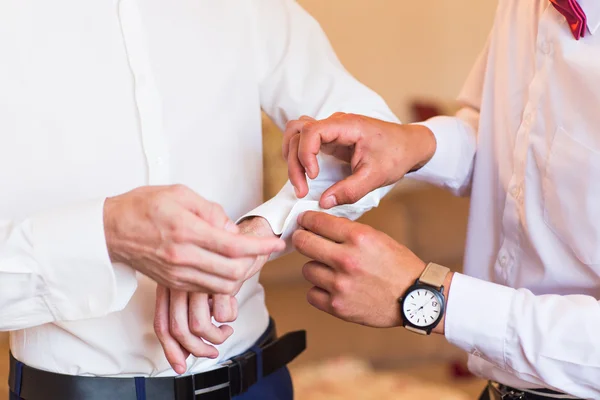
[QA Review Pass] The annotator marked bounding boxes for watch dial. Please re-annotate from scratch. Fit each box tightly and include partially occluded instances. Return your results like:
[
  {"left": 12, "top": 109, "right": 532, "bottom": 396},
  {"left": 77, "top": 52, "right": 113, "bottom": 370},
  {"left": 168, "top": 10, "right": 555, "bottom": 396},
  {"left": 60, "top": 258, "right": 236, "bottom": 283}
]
[{"left": 403, "top": 288, "right": 442, "bottom": 327}]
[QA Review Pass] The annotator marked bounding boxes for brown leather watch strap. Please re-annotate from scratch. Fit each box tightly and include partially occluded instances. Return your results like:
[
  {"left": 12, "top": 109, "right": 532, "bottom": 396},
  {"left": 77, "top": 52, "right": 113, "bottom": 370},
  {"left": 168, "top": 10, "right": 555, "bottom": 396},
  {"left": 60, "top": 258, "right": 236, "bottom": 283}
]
[{"left": 419, "top": 263, "right": 450, "bottom": 289}]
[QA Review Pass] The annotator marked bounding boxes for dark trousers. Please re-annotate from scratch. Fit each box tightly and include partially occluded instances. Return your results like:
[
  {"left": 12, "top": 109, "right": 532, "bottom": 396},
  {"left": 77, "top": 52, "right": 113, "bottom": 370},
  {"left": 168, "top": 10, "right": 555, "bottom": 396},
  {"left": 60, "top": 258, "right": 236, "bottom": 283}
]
[{"left": 10, "top": 366, "right": 292, "bottom": 400}]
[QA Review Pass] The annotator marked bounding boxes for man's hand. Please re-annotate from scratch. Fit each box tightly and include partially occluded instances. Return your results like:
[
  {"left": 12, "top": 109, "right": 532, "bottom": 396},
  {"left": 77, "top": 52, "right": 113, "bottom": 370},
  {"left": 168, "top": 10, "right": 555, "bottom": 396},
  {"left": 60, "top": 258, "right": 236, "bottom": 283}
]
[
  {"left": 283, "top": 113, "right": 437, "bottom": 208},
  {"left": 104, "top": 185, "right": 285, "bottom": 293},
  {"left": 154, "top": 217, "right": 276, "bottom": 374},
  {"left": 292, "top": 211, "right": 452, "bottom": 330}
]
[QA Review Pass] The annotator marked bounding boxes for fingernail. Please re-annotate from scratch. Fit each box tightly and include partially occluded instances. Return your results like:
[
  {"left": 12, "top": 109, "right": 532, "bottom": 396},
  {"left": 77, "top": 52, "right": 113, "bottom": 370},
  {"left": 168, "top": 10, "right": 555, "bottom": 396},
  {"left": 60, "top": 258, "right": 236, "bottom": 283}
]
[
  {"left": 322, "top": 196, "right": 337, "bottom": 209},
  {"left": 225, "top": 221, "right": 239, "bottom": 233},
  {"left": 297, "top": 212, "right": 305, "bottom": 225}
]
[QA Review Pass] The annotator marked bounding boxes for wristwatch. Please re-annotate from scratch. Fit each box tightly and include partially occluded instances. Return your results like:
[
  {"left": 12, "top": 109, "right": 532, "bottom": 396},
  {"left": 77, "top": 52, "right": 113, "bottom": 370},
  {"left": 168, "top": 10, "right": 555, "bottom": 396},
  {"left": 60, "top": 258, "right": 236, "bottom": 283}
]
[{"left": 398, "top": 262, "right": 450, "bottom": 335}]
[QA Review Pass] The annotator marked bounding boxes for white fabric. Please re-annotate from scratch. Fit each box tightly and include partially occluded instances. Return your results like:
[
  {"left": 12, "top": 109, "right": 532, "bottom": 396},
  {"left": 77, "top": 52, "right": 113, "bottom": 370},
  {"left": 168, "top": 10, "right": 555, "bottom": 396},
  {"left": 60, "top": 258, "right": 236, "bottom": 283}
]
[
  {"left": 0, "top": 0, "right": 397, "bottom": 377},
  {"left": 411, "top": 1, "right": 600, "bottom": 398}
]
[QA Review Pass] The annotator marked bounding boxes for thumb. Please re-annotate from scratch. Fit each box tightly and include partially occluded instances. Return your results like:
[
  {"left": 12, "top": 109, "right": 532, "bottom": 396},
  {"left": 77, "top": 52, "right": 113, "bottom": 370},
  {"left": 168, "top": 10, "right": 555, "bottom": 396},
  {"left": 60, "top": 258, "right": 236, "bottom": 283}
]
[{"left": 319, "top": 167, "right": 376, "bottom": 209}]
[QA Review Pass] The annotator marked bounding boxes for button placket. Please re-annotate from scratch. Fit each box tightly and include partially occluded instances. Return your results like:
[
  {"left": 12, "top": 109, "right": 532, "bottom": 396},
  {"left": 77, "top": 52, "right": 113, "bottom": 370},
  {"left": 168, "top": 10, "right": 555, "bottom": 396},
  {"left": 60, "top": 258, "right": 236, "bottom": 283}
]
[{"left": 117, "top": 0, "right": 171, "bottom": 185}]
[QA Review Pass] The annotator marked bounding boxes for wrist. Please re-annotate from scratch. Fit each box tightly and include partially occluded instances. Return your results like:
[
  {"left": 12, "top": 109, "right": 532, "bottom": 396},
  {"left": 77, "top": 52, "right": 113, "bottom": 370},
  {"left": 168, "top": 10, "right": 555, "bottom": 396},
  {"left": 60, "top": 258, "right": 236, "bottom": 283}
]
[
  {"left": 398, "top": 261, "right": 453, "bottom": 335},
  {"left": 432, "top": 271, "right": 453, "bottom": 335},
  {"left": 103, "top": 196, "right": 122, "bottom": 264},
  {"left": 237, "top": 216, "right": 275, "bottom": 238},
  {"left": 407, "top": 124, "right": 437, "bottom": 172}
]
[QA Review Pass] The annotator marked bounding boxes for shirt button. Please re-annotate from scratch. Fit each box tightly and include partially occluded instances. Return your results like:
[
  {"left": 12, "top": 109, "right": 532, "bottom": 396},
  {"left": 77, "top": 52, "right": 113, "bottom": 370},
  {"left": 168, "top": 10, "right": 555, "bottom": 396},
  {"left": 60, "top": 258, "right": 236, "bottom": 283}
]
[
  {"left": 510, "top": 185, "right": 522, "bottom": 200},
  {"left": 540, "top": 41, "right": 552, "bottom": 55},
  {"left": 499, "top": 255, "right": 508, "bottom": 268}
]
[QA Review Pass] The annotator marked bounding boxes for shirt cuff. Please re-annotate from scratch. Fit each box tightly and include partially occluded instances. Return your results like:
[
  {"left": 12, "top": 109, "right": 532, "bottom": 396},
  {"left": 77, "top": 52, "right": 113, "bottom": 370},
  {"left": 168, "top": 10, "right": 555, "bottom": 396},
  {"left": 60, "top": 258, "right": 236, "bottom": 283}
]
[
  {"left": 31, "top": 198, "right": 137, "bottom": 321},
  {"left": 409, "top": 116, "right": 474, "bottom": 190},
  {"left": 238, "top": 181, "right": 393, "bottom": 259},
  {"left": 444, "top": 273, "right": 516, "bottom": 368}
]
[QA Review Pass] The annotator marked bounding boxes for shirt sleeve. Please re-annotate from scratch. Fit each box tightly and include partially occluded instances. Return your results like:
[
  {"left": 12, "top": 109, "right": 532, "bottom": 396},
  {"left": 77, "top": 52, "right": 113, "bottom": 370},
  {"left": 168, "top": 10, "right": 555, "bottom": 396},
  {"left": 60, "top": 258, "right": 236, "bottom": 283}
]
[
  {"left": 0, "top": 198, "right": 138, "bottom": 331},
  {"left": 408, "top": 36, "right": 491, "bottom": 196},
  {"left": 445, "top": 273, "right": 600, "bottom": 399},
  {"left": 240, "top": 0, "right": 397, "bottom": 256}
]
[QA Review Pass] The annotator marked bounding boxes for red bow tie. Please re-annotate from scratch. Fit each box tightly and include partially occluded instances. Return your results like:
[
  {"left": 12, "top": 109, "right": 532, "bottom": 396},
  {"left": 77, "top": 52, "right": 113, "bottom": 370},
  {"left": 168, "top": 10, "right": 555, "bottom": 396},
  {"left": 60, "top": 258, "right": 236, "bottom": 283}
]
[{"left": 550, "top": 0, "right": 587, "bottom": 39}]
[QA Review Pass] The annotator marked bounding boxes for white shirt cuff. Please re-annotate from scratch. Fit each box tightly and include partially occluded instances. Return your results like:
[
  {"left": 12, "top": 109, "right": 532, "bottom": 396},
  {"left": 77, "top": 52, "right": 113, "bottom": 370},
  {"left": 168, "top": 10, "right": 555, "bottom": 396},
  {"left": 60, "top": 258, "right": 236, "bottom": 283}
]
[
  {"left": 32, "top": 198, "right": 137, "bottom": 321},
  {"left": 238, "top": 180, "right": 392, "bottom": 259},
  {"left": 445, "top": 273, "right": 516, "bottom": 368},
  {"left": 409, "top": 116, "right": 476, "bottom": 193}
]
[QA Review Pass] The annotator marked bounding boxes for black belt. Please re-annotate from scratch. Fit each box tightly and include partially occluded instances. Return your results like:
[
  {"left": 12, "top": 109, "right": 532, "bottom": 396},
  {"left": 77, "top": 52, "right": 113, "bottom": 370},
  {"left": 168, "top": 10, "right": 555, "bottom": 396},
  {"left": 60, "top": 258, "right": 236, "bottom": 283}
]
[
  {"left": 482, "top": 381, "right": 580, "bottom": 400},
  {"left": 9, "top": 321, "right": 306, "bottom": 400}
]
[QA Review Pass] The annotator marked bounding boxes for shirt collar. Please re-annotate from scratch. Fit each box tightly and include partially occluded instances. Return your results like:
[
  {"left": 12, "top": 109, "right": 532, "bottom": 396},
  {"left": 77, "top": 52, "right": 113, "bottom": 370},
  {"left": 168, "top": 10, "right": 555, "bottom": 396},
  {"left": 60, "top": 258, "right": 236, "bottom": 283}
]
[{"left": 578, "top": 0, "right": 600, "bottom": 35}]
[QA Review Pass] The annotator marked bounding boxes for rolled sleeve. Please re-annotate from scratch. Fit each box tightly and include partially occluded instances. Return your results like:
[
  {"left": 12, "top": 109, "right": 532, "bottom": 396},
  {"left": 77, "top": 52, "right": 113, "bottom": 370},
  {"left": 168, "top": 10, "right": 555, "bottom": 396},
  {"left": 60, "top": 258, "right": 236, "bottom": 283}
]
[{"left": 445, "top": 273, "right": 516, "bottom": 368}]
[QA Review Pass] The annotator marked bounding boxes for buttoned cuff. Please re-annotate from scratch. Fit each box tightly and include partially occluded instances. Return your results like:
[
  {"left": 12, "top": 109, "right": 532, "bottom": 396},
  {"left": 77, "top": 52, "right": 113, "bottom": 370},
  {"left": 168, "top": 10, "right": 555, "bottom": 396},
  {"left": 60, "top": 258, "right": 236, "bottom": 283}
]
[
  {"left": 32, "top": 198, "right": 137, "bottom": 321},
  {"left": 444, "top": 273, "right": 516, "bottom": 368}
]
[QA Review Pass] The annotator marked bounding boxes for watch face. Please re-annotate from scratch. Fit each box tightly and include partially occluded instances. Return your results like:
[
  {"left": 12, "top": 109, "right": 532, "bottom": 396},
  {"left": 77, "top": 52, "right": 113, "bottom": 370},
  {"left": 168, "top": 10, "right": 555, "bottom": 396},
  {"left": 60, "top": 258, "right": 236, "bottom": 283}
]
[{"left": 402, "top": 288, "right": 442, "bottom": 328}]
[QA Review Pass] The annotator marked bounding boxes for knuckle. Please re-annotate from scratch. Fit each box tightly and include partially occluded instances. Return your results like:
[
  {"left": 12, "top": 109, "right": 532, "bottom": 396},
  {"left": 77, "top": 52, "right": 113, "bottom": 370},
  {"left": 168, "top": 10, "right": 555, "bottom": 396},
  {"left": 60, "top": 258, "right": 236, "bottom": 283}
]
[
  {"left": 169, "top": 184, "right": 189, "bottom": 197},
  {"left": 285, "top": 120, "right": 299, "bottom": 132},
  {"left": 330, "top": 296, "right": 347, "bottom": 316},
  {"left": 189, "top": 319, "right": 206, "bottom": 337},
  {"left": 169, "top": 224, "right": 189, "bottom": 244},
  {"left": 163, "top": 244, "right": 185, "bottom": 265},
  {"left": 332, "top": 277, "right": 349, "bottom": 294},
  {"left": 169, "top": 321, "right": 185, "bottom": 340},
  {"left": 349, "top": 228, "right": 369, "bottom": 246},
  {"left": 337, "top": 253, "right": 358, "bottom": 272}
]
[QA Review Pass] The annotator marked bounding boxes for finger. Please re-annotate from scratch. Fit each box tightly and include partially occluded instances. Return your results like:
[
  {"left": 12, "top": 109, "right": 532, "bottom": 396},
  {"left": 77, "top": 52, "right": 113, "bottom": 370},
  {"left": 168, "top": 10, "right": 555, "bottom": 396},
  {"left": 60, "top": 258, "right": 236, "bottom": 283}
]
[
  {"left": 170, "top": 290, "right": 220, "bottom": 359},
  {"left": 154, "top": 285, "right": 190, "bottom": 374},
  {"left": 186, "top": 217, "right": 286, "bottom": 258},
  {"left": 283, "top": 116, "right": 316, "bottom": 160},
  {"left": 212, "top": 294, "right": 238, "bottom": 323},
  {"left": 292, "top": 229, "right": 342, "bottom": 267},
  {"left": 177, "top": 189, "right": 238, "bottom": 232},
  {"left": 306, "top": 286, "right": 333, "bottom": 314},
  {"left": 320, "top": 165, "right": 379, "bottom": 208},
  {"left": 189, "top": 293, "right": 234, "bottom": 345},
  {"left": 162, "top": 240, "right": 256, "bottom": 281},
  {"left": 302, "top": 261, "right": 336, "bottom": 292},
  {"left": 297, "top": 211, "right": 354, "bottom": 243},
  {"left": 288, "top": 134, "right": 309, "bottom": 198},
  {"left": 283, "top": 119, "right": 308, "bottom": 160},
  {"left": 298, "top": 118, "right": 361, "bottom": 180}
]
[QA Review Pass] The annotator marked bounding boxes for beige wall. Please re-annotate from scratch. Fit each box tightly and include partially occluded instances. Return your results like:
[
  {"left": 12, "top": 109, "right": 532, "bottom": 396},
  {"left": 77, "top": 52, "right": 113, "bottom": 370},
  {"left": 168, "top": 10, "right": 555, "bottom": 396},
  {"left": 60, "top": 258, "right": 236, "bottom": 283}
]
[{"left": 298, "top": 0, "right": 498, "bottom": 121}]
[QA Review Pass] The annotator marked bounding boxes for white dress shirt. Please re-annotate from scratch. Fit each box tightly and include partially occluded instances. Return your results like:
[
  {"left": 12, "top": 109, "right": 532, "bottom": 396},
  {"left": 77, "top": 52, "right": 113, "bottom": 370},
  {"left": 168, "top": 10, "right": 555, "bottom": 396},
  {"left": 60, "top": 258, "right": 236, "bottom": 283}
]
[
  {"left": 413, "top": 0, "right": 600, "bottom": 398},
  {"left": 0, "top": 0, "right": 396, "bottom": 377}
]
